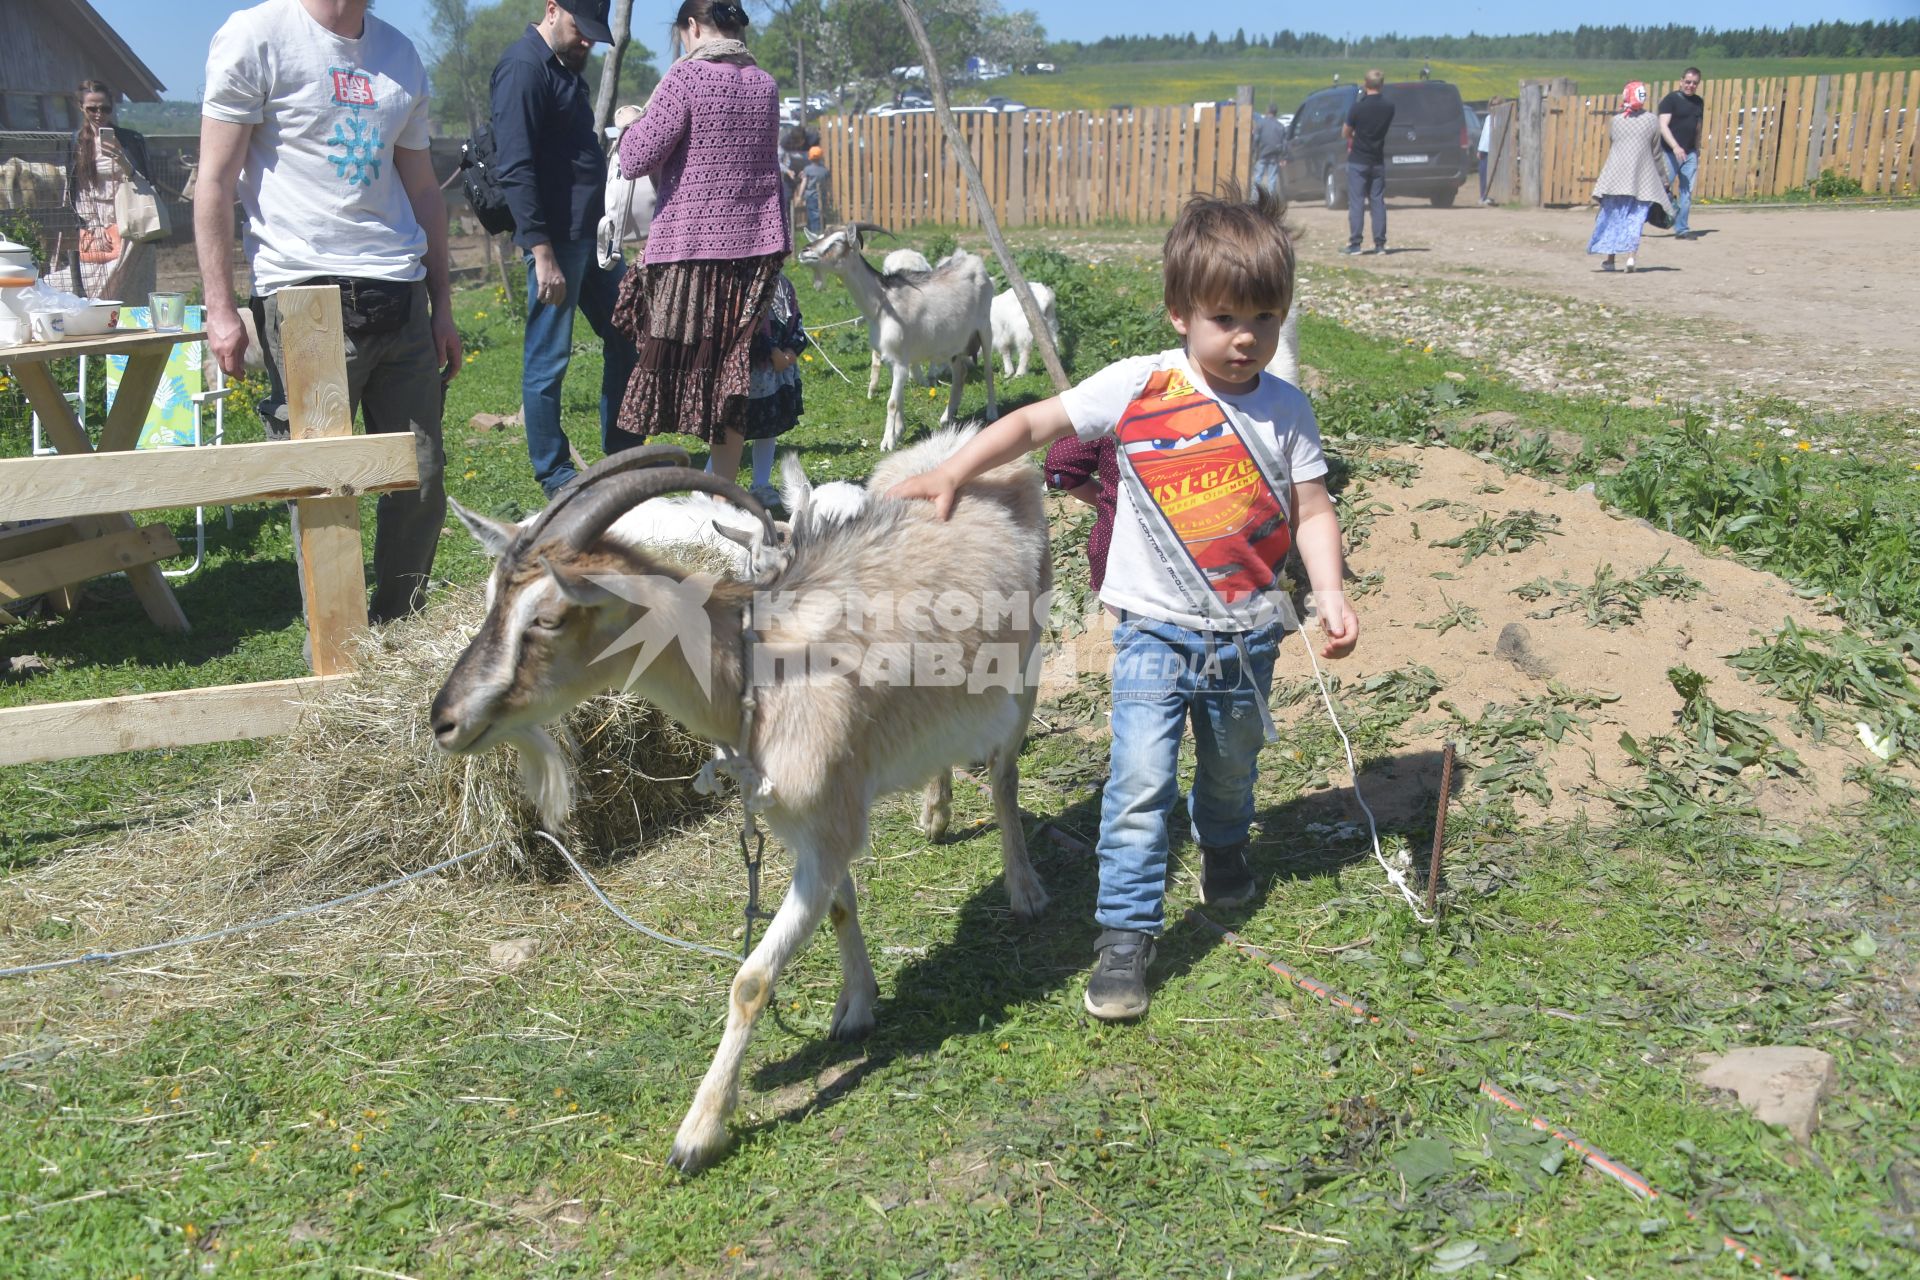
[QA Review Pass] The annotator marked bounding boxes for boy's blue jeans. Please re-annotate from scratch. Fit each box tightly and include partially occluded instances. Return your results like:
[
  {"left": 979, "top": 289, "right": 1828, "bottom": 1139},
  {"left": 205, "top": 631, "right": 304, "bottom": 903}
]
[
  {"left": 522, "top": 238, "right": 641, "bottom": 495},
  {"left": 1096, "top": 612, "right": 1282, "bottom": 936}
]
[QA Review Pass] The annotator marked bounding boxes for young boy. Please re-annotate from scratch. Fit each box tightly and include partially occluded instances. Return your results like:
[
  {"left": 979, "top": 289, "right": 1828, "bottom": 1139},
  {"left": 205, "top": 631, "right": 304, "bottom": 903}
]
[{"left": 891, "top": 187, "right": 1359, "bottom": 1020}]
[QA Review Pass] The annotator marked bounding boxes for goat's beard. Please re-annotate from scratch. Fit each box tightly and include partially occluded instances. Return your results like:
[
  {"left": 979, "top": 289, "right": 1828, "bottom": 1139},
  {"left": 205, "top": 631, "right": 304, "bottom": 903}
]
[{"left": 506, "top": 726, "right": 576, "bottom": 830}]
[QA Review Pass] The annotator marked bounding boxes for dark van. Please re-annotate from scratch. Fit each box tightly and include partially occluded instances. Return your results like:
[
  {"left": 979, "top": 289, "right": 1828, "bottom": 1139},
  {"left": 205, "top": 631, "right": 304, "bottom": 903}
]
[{"left": 1280, "top": 80, "right": 1473, "bottom": 208}]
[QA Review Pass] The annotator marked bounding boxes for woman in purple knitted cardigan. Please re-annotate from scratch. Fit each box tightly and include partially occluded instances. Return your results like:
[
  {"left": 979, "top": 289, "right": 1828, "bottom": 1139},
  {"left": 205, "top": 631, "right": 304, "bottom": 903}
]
[{"left": 611, "top": 0, "right": 786, "bottom": 480}]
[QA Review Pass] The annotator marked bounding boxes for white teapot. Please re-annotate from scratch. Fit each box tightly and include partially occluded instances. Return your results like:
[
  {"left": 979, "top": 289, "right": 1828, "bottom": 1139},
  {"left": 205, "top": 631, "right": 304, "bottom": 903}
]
[{"left": 0, "top": 234, "right": 40, "bottom": 345}]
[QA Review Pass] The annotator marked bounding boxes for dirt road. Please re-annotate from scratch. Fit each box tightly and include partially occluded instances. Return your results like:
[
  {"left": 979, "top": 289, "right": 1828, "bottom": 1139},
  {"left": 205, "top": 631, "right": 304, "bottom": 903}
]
[{"left": 1284, "top": 200, "right": 1920, "bottom": 417}]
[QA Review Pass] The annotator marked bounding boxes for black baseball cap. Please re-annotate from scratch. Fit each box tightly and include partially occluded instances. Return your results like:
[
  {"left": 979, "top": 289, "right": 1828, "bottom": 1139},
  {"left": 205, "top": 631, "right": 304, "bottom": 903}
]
[{"left": 556, "top": 0, "right": 614, "bottom": 44}]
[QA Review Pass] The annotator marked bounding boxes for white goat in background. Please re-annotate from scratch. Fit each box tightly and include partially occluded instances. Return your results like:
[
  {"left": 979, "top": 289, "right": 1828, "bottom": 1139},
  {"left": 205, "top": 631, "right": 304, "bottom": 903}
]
[
  {"left": 990, "top": 282, "right": 1059, "bottom": 380},
  {"left": 798, "top": 224, "right": 995, "bottom": 450},
  {"left": 430, "top": 435, "right": 1050, "bottom": 1173},
  {"left": 867, "top": 248, "right": 933, "bottom": 397}
]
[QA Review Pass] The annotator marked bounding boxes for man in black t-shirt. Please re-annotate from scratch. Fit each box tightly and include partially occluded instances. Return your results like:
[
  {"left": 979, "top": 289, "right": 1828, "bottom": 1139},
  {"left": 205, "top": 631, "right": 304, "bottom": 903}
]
[
  {"left": 1658, "top": 67, "right": 1705, "bottom": 239},
  {"left": 1342, "top": 70, "right": 1395, "bottom": 254}
]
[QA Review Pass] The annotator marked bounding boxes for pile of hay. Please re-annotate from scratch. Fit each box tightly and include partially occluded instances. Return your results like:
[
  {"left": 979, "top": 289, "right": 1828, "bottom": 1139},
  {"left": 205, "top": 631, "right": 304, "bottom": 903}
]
[
  {"left": 178, "top": 583, "right": 714, "bottom": 889},
  {"left": 0, "top": 585, "right": 719, "bottom": 1001}
]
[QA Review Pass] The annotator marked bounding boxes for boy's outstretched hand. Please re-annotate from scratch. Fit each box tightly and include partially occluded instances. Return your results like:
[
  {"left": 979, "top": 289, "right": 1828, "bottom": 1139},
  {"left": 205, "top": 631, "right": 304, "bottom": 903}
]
[
  {"left": 886, "top": 468, "right": 961, "bottom": 521},
  {"left": 1313, "top": 590, "right": 1360, "bottom": 660}
]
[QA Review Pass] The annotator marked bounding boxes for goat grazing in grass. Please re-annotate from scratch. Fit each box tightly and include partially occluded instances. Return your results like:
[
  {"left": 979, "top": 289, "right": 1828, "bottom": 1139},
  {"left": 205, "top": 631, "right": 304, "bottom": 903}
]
[
  {"left": 990, "top": 281, "right": 1059, "bottom": 380},
  {"left": 430, "top": 435, "right": 1050, "bottom": 1172},
  {"left": 798, "top": 224, "right": 995, "bottom": 449}
]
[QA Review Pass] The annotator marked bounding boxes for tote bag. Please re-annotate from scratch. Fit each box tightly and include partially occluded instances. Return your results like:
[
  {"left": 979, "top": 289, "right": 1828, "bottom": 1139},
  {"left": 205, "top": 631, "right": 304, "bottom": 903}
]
[{"left": 115, "top": 170, "right": 172, "bottom": 244}]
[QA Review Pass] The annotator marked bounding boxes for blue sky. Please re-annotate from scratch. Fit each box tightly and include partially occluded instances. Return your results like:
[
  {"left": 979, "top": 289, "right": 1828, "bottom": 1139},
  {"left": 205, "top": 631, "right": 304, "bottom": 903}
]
[{"left": 98, "top": 1, "right": 1916, "bottom": 100}]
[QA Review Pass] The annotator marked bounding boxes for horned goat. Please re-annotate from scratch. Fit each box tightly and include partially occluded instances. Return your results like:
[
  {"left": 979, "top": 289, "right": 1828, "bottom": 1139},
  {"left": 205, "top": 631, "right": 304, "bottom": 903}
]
[
  {"left": 797, "top": 224, "right": 995, "bottom": 450},
  {"left": 430, "top": 435, "right": 1050, "bottom": 1173},
  {"left": 989, "top": 282, "right": 1059, "bottom": 380}
]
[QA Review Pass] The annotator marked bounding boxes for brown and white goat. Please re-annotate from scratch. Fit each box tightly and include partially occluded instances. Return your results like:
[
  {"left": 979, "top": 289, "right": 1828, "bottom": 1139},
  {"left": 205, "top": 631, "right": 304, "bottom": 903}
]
[{"left": 430, "top": 433, "right": 1051, "bottom": 1172}]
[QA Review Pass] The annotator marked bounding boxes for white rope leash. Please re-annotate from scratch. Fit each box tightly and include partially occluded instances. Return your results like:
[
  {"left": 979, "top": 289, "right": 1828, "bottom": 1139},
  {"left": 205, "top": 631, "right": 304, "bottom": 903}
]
[
  {"left": 1289, "top": 598, "right": 1437, "bottom": 926},
  {"left": 0, "top": 840, "right": 507, "bottom": 980},
  {"left": 534, "top": 831, "right": 737, "bottom": 962},
  {"left": 803, "top": 329, "right": 857, "bottom": 386}
]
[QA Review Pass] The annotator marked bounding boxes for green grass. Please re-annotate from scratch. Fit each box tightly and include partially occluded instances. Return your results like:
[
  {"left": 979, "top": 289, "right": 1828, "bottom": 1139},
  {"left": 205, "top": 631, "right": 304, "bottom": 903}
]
[
  {"left": 979, "top": 55, "right": 1920, "bottom": 113},
  {"left": 3, "top": 240, "right": 1919, "bottom": 1276}
]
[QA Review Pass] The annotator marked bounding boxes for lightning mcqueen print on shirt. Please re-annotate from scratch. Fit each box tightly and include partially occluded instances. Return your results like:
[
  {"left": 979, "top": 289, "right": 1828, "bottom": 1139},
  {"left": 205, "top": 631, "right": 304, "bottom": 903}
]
[{"left": 1114, "top": 367, "right": 1291, "bottom": 603}]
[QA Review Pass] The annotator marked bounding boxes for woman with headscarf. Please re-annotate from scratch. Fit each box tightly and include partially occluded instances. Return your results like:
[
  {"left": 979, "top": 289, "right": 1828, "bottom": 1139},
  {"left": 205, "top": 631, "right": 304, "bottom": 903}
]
[
  {"left": 610, "top": 0, "right": 786, "bottom": 485},
  {"left": 66, "top": 80, "right": 160, "bottom": 301},
  {"left": 1587, "top": 81, "right": 1674, "bottom": 273}
]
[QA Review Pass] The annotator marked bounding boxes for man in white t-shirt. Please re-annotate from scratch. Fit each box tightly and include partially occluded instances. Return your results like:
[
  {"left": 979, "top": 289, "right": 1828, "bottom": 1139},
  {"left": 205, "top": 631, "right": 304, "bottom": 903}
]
[
  {"left": 893, "top": 188, "right": 1360, "bottom": 1022},
  {"left": 194, "top": 0, "right": 462, "bottom": 623}
]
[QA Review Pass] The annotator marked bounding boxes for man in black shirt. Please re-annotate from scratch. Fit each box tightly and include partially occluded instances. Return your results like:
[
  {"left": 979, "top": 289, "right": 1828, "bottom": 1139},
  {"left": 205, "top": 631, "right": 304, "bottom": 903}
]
[
  {"left": 1657, "top": 67, "right": 1705, "bottom": 239},
  {"left": 491, "top": 0, "right": 639, "bottom": 495},
  {"left": 1342, "top": 70, "right": 1395, "bottom": 254}
]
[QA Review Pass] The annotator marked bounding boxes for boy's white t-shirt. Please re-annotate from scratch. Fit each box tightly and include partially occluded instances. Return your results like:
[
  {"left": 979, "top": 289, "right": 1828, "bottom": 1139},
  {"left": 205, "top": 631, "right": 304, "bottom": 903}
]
[
  {"left": 203, "top": 0, "right": 431, "bottom": 291},
  {"left": 1060, "top": 348, "right": 1329, "bottom": 632}
]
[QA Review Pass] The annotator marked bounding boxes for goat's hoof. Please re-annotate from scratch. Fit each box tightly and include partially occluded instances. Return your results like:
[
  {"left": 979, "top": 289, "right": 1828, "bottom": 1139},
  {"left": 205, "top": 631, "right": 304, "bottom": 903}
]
[
  {"left": 667, "top": 1123, "right": 731, "bottom": 1175},
  {"left": 917, "top": 806, "right": 951, "bottom": 842},
  {"left": 829, "top": 999, "right": 877, "bottom": 1042},
  {"left": 1009, "top": 885, "right": 1052, "bottom": 923}
]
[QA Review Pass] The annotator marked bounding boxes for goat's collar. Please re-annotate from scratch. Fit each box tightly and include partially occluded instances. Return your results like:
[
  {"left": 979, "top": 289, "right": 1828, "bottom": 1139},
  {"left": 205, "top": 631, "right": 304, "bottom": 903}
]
[{"left": 694, "top": 599, "right": 768, "bottom": 808}]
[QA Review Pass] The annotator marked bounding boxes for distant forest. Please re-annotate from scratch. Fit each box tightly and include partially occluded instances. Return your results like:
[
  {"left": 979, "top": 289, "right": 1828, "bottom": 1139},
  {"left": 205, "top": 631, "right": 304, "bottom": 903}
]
[{"left": 1046, "top": 20, "right": 1920, "bottom": 63}]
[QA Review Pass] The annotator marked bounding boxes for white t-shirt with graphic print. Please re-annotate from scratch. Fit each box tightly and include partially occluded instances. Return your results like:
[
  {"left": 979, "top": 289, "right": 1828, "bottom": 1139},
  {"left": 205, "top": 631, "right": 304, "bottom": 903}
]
[
  {"left": 1060, "top": 348, "right": 1329, "bottom": 633},
  {"left": 203, "top": 0, "right": 431, "bottom": 291}
]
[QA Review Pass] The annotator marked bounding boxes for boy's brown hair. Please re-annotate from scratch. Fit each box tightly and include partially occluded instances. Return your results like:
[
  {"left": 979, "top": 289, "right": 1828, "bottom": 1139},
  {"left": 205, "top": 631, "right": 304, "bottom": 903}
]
[{"left": 1161, "top": 182, "right": 1296, "bottom": 325}]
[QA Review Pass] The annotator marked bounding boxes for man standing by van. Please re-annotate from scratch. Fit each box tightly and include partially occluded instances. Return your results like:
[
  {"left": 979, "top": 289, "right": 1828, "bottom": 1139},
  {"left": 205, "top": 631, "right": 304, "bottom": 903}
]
[
  {"left": 492, "top": 0, "right": 640, "bottom": 496},
  {"left": 1342, "top": 70, "right": 1394, "bottom": 255},
  {"left": 1252, "top": 103, "right": 1286, "bottom": 198},
  {"left": 1658, "top": 68, "right": 1705, "bottom": 240}
]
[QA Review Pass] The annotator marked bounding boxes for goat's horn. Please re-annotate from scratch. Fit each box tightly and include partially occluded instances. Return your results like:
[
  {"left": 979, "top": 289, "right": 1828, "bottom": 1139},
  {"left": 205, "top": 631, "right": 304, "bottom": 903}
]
[
  {"left": 517, "top": 444, "right": 691, "bottom": 546},
  {"left": 551, "top": 467, "right": 779, "bottom": 554},
  {"left": 852, "top": 221, "right": 893, "bottom": 239}
]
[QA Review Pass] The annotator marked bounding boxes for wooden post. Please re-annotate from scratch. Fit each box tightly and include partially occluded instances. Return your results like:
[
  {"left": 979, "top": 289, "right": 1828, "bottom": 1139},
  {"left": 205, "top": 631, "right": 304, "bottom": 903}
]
[
  {"left": 1518, "top": 82, "right": 1545, "bottom": 208},
  {"left": 1235, "top": 85, "right": 1253, "bottom": 190},
  {"left": 275, "top": 284, "right": 367, "bottom": 677},
  {"left": 1807, "top": 75, "right": 1831, "bottom": 188}
]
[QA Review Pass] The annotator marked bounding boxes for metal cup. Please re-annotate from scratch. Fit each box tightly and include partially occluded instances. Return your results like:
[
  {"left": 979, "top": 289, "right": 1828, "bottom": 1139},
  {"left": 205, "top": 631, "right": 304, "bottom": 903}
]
[{"left": 149, "top": 291, "right": 186, "bottom": 332}]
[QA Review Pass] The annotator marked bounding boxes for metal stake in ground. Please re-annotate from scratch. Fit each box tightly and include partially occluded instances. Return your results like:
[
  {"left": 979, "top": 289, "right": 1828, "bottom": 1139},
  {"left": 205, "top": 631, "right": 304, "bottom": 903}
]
[{"left": 1426, "top": 740, "right": 1455, "bottom": 918}]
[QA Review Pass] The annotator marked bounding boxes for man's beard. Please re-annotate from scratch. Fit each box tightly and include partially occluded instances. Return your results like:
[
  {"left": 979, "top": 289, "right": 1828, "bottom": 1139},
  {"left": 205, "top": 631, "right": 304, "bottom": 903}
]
[{"left": 560, "top": 45, "right": 590, "bottom": 72}]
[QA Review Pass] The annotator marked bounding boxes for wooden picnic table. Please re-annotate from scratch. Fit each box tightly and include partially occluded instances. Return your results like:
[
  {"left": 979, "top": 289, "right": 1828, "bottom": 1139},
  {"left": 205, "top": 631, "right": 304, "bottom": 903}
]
[{"left": 0, "top": 327, "right": 203, "bottom": 632}]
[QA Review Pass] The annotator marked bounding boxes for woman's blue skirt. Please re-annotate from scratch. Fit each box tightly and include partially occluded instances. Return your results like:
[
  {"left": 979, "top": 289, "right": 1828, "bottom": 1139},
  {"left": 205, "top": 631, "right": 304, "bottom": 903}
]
[{"left": 1588, "top": 196, "right": 1650, "bottom": 254}]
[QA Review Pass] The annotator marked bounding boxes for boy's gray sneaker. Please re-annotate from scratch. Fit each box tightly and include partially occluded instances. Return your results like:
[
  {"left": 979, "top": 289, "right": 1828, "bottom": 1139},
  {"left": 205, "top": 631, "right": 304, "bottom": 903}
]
[
  {"left": 1200, "top": 841, "right": 1255, "bottom": 907},
  {"left": 1084, "top": 929, "right": 1156, "bottom": 1020}
]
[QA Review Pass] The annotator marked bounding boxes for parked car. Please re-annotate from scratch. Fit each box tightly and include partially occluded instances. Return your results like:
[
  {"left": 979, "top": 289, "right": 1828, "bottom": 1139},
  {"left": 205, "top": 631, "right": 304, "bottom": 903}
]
[
  {"left": 983, "top": 95, "right": 1027, "bottom": 113},
  {"left": 1281, "top": 80, "right": 1473, "bottom": 208},
  {"left": 1019, "top": 62, "right": 1057, "bottom": 75}
]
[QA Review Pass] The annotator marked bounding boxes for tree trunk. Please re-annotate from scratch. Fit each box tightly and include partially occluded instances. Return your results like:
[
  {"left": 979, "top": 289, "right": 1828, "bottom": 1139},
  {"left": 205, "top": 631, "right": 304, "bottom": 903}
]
[
  {"left": 891, "top": 0, "right": 1068, "bottom": 392},
  {"left": 796, "top": 30, "right": 808, "bottom": 131},
  {"left": 595, "top": 0, "right": 639, "bottom": 132}
]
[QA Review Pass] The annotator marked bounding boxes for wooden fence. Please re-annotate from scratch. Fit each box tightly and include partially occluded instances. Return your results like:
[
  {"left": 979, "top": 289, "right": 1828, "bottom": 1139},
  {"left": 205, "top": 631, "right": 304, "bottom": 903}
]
[
  {"left": 815, "top": 99, "right": 1255, "bottom": 230},
  {"left": 0, "top": 287, "right": 414, "bottom": 766},
  {"left": 1498, "top": 70, "right": 1920, "bottom": 206}
]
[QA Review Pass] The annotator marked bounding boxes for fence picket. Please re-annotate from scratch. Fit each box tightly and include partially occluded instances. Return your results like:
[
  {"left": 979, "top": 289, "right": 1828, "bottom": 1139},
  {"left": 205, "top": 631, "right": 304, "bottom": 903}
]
[
  {"left": 1902, "top": 71, "right": 1920, "bottom": 195},
  {"left": 1862, "top": 70, "right": 1892, "bottom": 191},
  {"left": 1870, "top": 71, "right": 1901, "bottom": 193}
]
